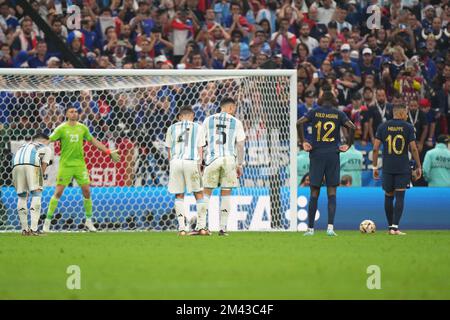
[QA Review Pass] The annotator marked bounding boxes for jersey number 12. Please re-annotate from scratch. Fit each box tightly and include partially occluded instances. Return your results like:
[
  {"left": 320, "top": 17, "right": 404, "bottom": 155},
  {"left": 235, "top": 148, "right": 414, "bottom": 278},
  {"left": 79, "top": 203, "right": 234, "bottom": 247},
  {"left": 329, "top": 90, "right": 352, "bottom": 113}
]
[{"left": 315, "top": 121, "right": 335, "bottom": 142}]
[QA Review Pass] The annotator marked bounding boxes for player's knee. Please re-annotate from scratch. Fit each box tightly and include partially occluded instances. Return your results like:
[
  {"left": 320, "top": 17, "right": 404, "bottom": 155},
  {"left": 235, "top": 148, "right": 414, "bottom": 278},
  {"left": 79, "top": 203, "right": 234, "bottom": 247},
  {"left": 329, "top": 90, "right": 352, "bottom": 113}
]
[
  {"left": 310, "top": 186, "right": 320, "bottom": 198},
  {"left": 30, "top": 190, "right": 42, "bottom": 197},
  {"left": 385, "top": 191, "right": 394, "bottom": 197},
  {"left": 17, "top": 192, "right": 27, "bottom": 198},
  {"left": 82, "top": 190, "right": 91, "bottom": 199},
  {"left": 221, "top": 188, "right": 232, "bottom": 196},
  {"left": 175, "top": 193, "right": 185, "bottom": 199},
  {"left": 394, "top": 190, "right": 405, "bottom": 199},
  {"left": 310, "top": 192, "right": 319, "bottom": 201},
  {"left": 327, "top": 190, "right": 336, "bottom": 198},
  {"left": 193, "top": 192, "right": 203, "bottom": 200},
  {"left": 54, "top": 189, "right": 64, "bottom": 199}
]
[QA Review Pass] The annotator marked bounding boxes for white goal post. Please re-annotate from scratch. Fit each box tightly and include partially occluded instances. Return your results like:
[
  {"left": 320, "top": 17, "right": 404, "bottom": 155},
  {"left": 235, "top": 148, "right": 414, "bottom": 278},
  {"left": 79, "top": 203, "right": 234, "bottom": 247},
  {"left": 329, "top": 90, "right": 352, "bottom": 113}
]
[{"left": 0, "top": 68, "right": 298, "bottom": 232}]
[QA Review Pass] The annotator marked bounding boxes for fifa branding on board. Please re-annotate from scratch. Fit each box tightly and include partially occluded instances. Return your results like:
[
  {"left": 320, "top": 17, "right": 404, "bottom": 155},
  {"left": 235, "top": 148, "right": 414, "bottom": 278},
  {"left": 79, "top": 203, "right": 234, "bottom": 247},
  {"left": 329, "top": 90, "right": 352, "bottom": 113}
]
[{"left": 182, "top": 195, "right": 318, "bottom": 232}]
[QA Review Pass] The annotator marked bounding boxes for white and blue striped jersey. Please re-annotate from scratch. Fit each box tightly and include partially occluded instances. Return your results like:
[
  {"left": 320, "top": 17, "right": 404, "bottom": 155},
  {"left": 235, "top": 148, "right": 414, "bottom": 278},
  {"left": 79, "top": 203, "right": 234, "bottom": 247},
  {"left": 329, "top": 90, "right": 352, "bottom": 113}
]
[
  {"left": 203, "top": 112, "right": 246, "bottom": 165},
  {"left": 165, "top": 120, "right": 205, "bottom": 161},
  {"left": 13, "top": 142, "right": 53, "bottom": 167}
]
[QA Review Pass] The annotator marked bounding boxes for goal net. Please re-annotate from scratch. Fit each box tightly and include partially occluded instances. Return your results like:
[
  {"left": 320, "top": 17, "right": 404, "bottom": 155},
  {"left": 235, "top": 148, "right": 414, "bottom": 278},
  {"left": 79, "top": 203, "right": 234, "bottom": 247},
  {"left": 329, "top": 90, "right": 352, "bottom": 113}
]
[{"left": 0, "top": 69, "right": 297, "bottom": 232}]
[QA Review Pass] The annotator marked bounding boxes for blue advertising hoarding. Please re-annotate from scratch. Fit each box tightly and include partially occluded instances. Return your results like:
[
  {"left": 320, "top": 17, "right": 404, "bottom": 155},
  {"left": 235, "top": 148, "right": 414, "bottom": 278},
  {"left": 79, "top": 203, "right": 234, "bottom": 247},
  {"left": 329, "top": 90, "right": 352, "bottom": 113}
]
[{"left": 1, "top": 187, "right": 449, "bottom": 231}]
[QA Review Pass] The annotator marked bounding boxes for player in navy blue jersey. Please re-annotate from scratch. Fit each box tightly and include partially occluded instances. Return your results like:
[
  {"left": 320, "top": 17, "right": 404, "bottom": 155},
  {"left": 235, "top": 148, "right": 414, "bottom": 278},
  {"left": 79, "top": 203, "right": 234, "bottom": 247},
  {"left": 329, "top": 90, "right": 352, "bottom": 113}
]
[
  {"left": 297, "top": 91, "right": 356, "bottom": 236},
  {"left": 372, "top": 104, "right": 422, "bottom": 235}
]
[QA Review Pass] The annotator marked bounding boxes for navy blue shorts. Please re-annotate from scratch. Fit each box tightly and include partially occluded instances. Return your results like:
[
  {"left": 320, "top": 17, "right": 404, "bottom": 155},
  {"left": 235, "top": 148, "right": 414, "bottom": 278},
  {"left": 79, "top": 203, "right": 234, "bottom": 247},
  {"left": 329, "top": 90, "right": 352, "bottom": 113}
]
[
  {"left": 382, "top": 172, "right": 411, "bottom": 192},
  {"left": 309, "top": 151, "right": 340, "bottom": 187}
]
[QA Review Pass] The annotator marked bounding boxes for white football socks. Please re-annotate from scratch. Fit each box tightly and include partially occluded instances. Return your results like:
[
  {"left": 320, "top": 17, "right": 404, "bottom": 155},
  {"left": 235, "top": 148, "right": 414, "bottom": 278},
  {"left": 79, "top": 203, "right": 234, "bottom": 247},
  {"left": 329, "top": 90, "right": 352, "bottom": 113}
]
[
  {"left": 220, "top": 195, "right": 231, "bottom": 232},
  {"left": 17, "top": 196, "right": 28, "bottom": 231},
  {"left": 196, "top": 196, "right": 208, "bottom": 230},
  {"left": 174, "top": 198, "right": 186, "bottom": 232},
  {"left": 30, "top": 196, "right": 42, "bottom": 232}
]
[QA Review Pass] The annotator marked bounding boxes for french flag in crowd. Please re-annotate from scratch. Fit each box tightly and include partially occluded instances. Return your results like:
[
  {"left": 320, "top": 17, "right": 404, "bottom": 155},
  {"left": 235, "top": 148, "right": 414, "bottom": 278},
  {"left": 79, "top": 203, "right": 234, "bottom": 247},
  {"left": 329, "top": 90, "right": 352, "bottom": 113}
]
[{"left": 171, "top": 18, "right": 194, "bottom": 37}]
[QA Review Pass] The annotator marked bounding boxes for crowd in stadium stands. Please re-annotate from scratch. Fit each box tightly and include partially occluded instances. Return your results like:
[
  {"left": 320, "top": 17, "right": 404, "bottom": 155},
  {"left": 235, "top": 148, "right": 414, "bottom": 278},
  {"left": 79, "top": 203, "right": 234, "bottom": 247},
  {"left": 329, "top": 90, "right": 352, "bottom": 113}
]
[{"left": 0, "top": 0, "right": 449, "bottom": 187}]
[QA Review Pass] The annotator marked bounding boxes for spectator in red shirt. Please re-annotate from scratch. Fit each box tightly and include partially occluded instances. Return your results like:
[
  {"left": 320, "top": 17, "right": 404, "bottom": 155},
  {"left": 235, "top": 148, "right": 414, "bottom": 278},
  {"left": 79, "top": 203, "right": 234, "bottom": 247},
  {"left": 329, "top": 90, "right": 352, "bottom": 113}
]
[
  {"left": 171, "top": 9, "right": 196, "bottom": 64},
  {"left": 226, "top": 1, "right": 253, "bottom": 38},
  {"left": 270, "top": 18, "right": 297, "bottom": 60}
]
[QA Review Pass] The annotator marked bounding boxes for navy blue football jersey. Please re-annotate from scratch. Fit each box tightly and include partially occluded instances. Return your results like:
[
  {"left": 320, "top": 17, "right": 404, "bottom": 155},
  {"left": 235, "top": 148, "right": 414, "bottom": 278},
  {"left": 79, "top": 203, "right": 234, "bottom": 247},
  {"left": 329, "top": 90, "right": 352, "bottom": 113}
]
[
  {"left": 375, "top": 119, "right": 416, "bottom": 174},
  {"left": 305, "top": 106, "right": 349, "bottom": 153}
]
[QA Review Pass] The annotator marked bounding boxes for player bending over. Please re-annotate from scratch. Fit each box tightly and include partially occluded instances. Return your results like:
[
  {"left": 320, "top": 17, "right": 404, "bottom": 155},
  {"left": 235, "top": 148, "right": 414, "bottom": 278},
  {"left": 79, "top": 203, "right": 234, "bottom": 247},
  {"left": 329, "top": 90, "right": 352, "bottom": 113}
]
[
  {"left": 202, "top": 97, "right": 245, "bottom": 236},
  {"left": 297, "top": 91, "right": 356, "bottom": 236},
  {"left": 165, "top": 106, "right": 209, "bottom": 236},
  {"left": 43, "top": 106, "right": 120, "bottom": 233},
  {"left": 372, "top": 104, "right": 422, "bottom": 235},
  {"left": 12, "top": 134, "right": 53, "bottom": 235}
]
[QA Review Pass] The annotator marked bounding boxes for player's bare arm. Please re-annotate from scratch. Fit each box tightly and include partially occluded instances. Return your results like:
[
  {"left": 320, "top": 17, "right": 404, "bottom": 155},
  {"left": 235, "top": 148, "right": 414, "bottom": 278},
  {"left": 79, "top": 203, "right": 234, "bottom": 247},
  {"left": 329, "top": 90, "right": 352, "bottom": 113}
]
[
  {"left": 372, "top": 138, "right": 381, "bottom": 180},
  {"left": 236, "top": 140, "right": 245, "bottom": 178},
  {"left": 340, "top": 120, "right": 356, "bottom": 152},
  {"left": 418, "top": 124, "right": 428, "bottom": 153},
  {"left": 91, "top": 137, "right": 121, "bottom": 162},
  {"left": 368, "top": 118, "right": 375, "bottom": 143},
  {"left": 362, "top": 121, "right": 370, "bottom": 143},
  {"left": 41, "top": 162, "right": 49, "bottom": 175},
  {"left": 409, "top": 140, "right": 422, "bottom": 180},
  {"left": 296, "top": 116, "right": 312, "bottom": 151},
  {"left": 90, "top": 137, "right": 109, "bottom": 153},
  {"left": 197, "top": 146, "right": 203, "bottom": 173}
]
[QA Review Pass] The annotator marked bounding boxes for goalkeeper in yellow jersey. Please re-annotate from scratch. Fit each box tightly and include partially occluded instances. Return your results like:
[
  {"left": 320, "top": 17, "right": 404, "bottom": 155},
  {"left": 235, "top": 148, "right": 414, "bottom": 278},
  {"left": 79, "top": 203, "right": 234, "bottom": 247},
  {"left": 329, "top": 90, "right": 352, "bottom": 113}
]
[{"left": 43, "top": 106, "right": 120, "bottom": 232}]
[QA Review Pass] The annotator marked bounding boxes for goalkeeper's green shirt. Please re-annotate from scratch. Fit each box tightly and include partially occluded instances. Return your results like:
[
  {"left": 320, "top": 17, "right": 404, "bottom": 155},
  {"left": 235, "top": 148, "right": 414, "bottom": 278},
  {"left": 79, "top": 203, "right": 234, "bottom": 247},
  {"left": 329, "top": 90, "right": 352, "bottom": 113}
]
[{"left": 50, "top": 122, "right": 93, "bottom": 167}]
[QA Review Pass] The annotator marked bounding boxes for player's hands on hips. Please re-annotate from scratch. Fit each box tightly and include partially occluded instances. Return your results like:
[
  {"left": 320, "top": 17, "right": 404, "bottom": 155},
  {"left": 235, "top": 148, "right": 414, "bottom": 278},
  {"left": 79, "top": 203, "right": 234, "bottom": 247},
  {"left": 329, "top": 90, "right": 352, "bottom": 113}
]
[
  {"left": 108, "top": 149, "right": 121, "bottom": 163},
  {"left": 339, "top": 144, "right": 349, "bottom": 152},
  {"left": 236, "top": 165, "right": 243, "bottom": 178},
  {"left": 302, "top": 142, "right": 312, "bottom": 152},
  {"left": 413, "top": 167, "right": 422, "bottom": 181},
  {"left": 373, "top": 168, "right": 380, "bottom": 180},
  {"left": 417, "top": 142, "right": 423, "bottom": 153}
]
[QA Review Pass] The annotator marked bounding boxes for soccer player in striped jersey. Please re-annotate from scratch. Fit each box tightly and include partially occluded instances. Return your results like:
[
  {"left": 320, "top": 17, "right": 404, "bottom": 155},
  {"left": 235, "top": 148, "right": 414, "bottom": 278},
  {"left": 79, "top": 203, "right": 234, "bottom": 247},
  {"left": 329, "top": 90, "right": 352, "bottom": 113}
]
[
  {"left": 12, "top": 133, "right": 53, "bottom": 235},
  {"left": 202, "top": 97, "right": 246, "bottom": 236},
  {"left": 165, "top": 106, "right": 208, "bottom": 236}
]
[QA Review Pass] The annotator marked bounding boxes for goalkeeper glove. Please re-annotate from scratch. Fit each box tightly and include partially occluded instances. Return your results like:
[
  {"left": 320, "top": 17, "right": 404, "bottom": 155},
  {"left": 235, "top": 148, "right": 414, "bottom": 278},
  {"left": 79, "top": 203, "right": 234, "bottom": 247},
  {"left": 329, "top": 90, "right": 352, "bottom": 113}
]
[{"left": 105, "top": 149, "right": 121, "bottom": 163}]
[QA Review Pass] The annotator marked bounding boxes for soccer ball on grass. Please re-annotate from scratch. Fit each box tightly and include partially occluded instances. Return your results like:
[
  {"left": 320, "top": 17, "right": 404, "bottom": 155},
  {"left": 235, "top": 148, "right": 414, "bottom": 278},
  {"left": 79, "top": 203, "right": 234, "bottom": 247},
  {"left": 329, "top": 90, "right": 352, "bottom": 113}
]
[{"left": 360, "top": 220, "right": 376, "bottom": 233}]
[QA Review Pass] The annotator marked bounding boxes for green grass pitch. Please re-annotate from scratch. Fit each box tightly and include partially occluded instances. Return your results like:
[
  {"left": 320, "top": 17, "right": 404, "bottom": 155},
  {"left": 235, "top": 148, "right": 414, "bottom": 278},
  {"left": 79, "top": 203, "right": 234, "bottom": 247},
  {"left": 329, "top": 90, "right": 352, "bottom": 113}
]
[{"left": 1, "top": 231, "right": 450, "bottom": 299}]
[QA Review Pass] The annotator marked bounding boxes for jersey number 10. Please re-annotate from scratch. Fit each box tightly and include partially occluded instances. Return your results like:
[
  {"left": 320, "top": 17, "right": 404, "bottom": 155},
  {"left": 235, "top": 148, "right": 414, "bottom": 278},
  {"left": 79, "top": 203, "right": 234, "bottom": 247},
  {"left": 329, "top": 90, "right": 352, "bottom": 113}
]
[{"left": 385, "top": 134, "right": 405, "bottom": 155}]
